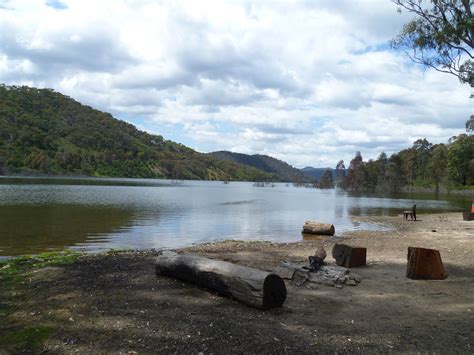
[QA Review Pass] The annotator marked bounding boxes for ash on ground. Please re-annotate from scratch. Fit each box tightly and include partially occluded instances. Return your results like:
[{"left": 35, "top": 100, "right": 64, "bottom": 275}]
[{"left": 273, "top": 261, "right": 362, "bottom": 289}]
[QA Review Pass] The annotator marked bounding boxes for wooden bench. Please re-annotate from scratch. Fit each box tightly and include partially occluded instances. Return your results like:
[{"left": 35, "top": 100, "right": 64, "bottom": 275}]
[{"left": 404, "top": 204, "right": 417, "bottom": 221}]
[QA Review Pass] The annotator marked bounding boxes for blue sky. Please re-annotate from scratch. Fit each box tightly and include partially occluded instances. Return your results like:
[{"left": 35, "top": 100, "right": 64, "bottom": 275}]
[{"left": 0, "top": 0, "right": 471, "bottom": 168}]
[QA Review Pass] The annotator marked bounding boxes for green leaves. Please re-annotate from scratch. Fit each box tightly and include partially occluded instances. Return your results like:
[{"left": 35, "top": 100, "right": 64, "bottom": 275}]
[
  {"left": 342, "top": 135, "right": 473, "bottom": 192},
  {"left": 392, "top": 0, "right": 473, "bottom": 86}
]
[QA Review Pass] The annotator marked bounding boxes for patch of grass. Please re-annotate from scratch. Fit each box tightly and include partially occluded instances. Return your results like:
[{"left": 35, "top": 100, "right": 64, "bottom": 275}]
[
  {"left": 0, "top": 326, "right": 54, "bottom": 351},
  {"left": 0, "top": 250, "right": 80, "bottom": 285},
  {"left": 3, "top": 250, "right": 78, "bottom": 267}
]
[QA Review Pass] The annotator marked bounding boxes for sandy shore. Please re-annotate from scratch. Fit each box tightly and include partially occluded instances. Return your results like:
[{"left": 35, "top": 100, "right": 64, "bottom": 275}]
[{"left": 1, "top": 212, "right": 473, "bottom": 353}]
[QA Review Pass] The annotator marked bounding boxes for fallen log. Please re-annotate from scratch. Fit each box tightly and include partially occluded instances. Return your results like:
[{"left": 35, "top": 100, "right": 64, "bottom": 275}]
[
  {"left": 407, "top": 247, "right": 447, "bottom": 280},
  {"left": 155, "top": 251, "right": 287, "bottom": 310},
  {"left": 302, "top": 221, "right": 335, "bottom": 236}
]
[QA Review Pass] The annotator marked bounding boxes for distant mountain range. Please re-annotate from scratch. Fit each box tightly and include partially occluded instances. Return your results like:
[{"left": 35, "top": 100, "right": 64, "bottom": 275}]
[{"left": 207, "top": 151, "right": 314, "bottom": 182}]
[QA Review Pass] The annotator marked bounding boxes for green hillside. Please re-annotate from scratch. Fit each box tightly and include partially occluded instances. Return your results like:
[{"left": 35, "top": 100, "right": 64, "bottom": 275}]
[
  {"left": 208, "top": 150, "right": 312, "bottom": 182},
  {"left": 0, "top": 85, "right": 276, "bottom": 181}
]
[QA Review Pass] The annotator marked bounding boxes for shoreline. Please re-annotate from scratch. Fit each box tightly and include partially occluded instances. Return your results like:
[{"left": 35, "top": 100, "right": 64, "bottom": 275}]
[
  {"left": 2, "top": 174, "right": 474, "bottom": 197},
  {"left": 1, "top": 212, "right": 473, "bottom": 353}
]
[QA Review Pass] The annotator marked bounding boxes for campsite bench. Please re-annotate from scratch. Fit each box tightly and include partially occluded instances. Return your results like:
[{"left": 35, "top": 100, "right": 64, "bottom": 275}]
[{"left": 404, "top": 204, "right": 417, "bottom": 221}]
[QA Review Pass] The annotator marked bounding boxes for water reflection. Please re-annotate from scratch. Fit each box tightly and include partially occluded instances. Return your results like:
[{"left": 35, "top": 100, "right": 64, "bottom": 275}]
[
  {"left": 0, "top": 204, "right": 138, "bottom": 256},
  {"left": 0, "top": 177, "right": 470, "bottom": 256}
]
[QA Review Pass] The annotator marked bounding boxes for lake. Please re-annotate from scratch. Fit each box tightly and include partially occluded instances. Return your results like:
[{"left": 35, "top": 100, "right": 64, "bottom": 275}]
[{"left": 0, "top": 176, "right": 470, "bottom": 257}]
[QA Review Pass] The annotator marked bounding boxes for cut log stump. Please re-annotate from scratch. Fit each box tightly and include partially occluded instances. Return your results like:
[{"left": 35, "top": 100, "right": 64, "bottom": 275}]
[
  {"left": 155, "top": 251, "right": 287, "bottom": 310},
  {"left": 463, "top": 212, "right": 474, "bottom": 221},
  {"left": 302, "top": 221, "right": 335, "bottom": 236},
  {"left": 332, "top": 244, "right": 367, "bottom": 268},
  {"left": 407, "top": 247, "right": 447, "bottom": 280}
]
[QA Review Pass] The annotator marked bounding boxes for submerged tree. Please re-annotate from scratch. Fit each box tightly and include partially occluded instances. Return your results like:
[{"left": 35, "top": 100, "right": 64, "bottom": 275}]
[
  {"left": 319, "top": 169, "right": 335, "bottom": 189},
  {"left": 335, "top": 160, "right": 346, "bottom": 188}
]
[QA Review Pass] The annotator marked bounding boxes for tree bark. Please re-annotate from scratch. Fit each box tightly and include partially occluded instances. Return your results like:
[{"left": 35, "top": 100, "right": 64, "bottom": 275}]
[
  {"left": 155, "top": 251, "right": 287, "bottom": 310},
  {"left": 302, "top": 221, "right": 335, "bottom": 236}
]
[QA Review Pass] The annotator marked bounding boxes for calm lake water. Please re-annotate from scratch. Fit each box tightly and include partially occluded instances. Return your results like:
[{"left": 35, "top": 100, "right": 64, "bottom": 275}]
[{"left": 0, "top": 177, "right": 471, "bottom": 257}]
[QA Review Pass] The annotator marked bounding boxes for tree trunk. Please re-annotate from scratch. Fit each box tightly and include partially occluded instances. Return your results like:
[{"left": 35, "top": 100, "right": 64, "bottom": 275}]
[
  {"left": 155, "top": 251, "right": 287, "bottom": 310},
  {"left": 302, "top": 221, "right": 335, "bottom": 236}
]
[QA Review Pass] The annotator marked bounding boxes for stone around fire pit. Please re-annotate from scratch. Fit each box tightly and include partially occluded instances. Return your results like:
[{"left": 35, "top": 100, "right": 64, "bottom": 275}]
[{"left": 272, "top": 261, "right": 362, "bottom": 289}]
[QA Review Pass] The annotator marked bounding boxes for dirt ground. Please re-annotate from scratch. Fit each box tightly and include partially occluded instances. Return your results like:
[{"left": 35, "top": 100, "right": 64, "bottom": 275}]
[{"left": 1, "top": 212, "right": 473, "bottom": 354}]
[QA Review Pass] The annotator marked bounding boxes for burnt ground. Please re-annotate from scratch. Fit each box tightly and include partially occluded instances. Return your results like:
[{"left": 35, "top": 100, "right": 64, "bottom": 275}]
[{"left": 1, "top": 212, "right": 473, "bottom": 354}]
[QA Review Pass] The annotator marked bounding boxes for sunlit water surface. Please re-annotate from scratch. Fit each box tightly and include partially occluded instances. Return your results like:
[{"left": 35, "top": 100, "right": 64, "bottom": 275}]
[{"left": 0, "top": 177, "right": 470, "bottom": 256}]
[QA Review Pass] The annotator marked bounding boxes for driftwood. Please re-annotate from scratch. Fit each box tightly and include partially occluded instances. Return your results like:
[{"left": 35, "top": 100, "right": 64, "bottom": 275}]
[
  {"left": 302, "top": 221, "right": 335, "bottom": 236},
  {"left": 407, "top": 247, "right": 447, "bottom": 280},
  {"left": 155, "top": 251, "right": 287, "bottom": 309},
  {"left": 332, "top": 244, "right": 367, "bottom": 268}
]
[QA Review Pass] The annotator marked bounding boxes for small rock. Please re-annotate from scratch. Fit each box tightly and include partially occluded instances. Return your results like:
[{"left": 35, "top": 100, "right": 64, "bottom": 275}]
[
  {"left": 314, "top": 246, "right": 327, "bottom": 261},
  {"left": 323, "top": 280, "right": 335, "bottom": 287},
  {"left": 335, "top": 284, "right": 343, "bottom": 289},
  {"left": 346, "top": 279, "right": 357, "bottom": 286}
]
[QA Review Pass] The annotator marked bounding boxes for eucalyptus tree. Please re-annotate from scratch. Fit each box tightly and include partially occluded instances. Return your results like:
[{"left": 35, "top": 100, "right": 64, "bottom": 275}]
[
  {"left": 392, "top": 0, "right": 473, "bottom": 85},
  {"left": 392, "top": 0, "right": 473, "bottom": 130}
]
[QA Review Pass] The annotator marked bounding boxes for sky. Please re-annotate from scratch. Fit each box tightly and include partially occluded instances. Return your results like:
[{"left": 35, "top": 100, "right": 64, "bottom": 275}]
[{"left": 0, "top": 0, "right": 472, "bottom": 168}]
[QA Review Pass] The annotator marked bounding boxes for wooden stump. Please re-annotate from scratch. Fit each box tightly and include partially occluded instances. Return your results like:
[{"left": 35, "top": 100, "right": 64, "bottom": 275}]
[
  {"left": 302, "top": 221, "right": 335, "bottom": 236},
  {"left": 407, "top": 247, "right": 447, "bottom": 280},
  {"left": 332, "top": 244, "right": 367, "bottom": 268},
  {"left": 155, "top": 251, "right": 287, "bottom": 310},
  {"left": 463, "top": 212, "right": 474, "bottom": 221}
]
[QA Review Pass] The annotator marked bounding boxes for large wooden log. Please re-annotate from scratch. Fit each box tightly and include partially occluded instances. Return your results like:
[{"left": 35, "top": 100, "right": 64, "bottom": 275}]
[
  {"left": 302, "top": 221, "right": 335, "bottom": 236},
  {"left": 407, "top": 247, "right": 447, "bottom": 280},
  {"left": 155, "top": 251, "right": 287, "bottom": 310}
]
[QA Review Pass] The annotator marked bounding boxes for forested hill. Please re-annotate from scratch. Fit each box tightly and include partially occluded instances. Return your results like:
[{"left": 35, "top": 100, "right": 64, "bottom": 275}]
[
  {"left": 0, "top": 85, "right": 276, "bottom": 181},
  {"left": 208, "top": 151, "right": 311, "bottom": 182}
]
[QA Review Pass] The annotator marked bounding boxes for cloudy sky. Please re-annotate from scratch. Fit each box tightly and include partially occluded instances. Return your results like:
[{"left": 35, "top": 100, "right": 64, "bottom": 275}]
[{"left": 0, "top": 0, "right": 472, "bottom": 168}]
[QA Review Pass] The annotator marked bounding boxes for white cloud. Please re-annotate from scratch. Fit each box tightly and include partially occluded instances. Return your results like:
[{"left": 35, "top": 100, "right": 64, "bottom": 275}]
[{"left": 0, "top": 0, "right": 471, "bottom": 169}]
